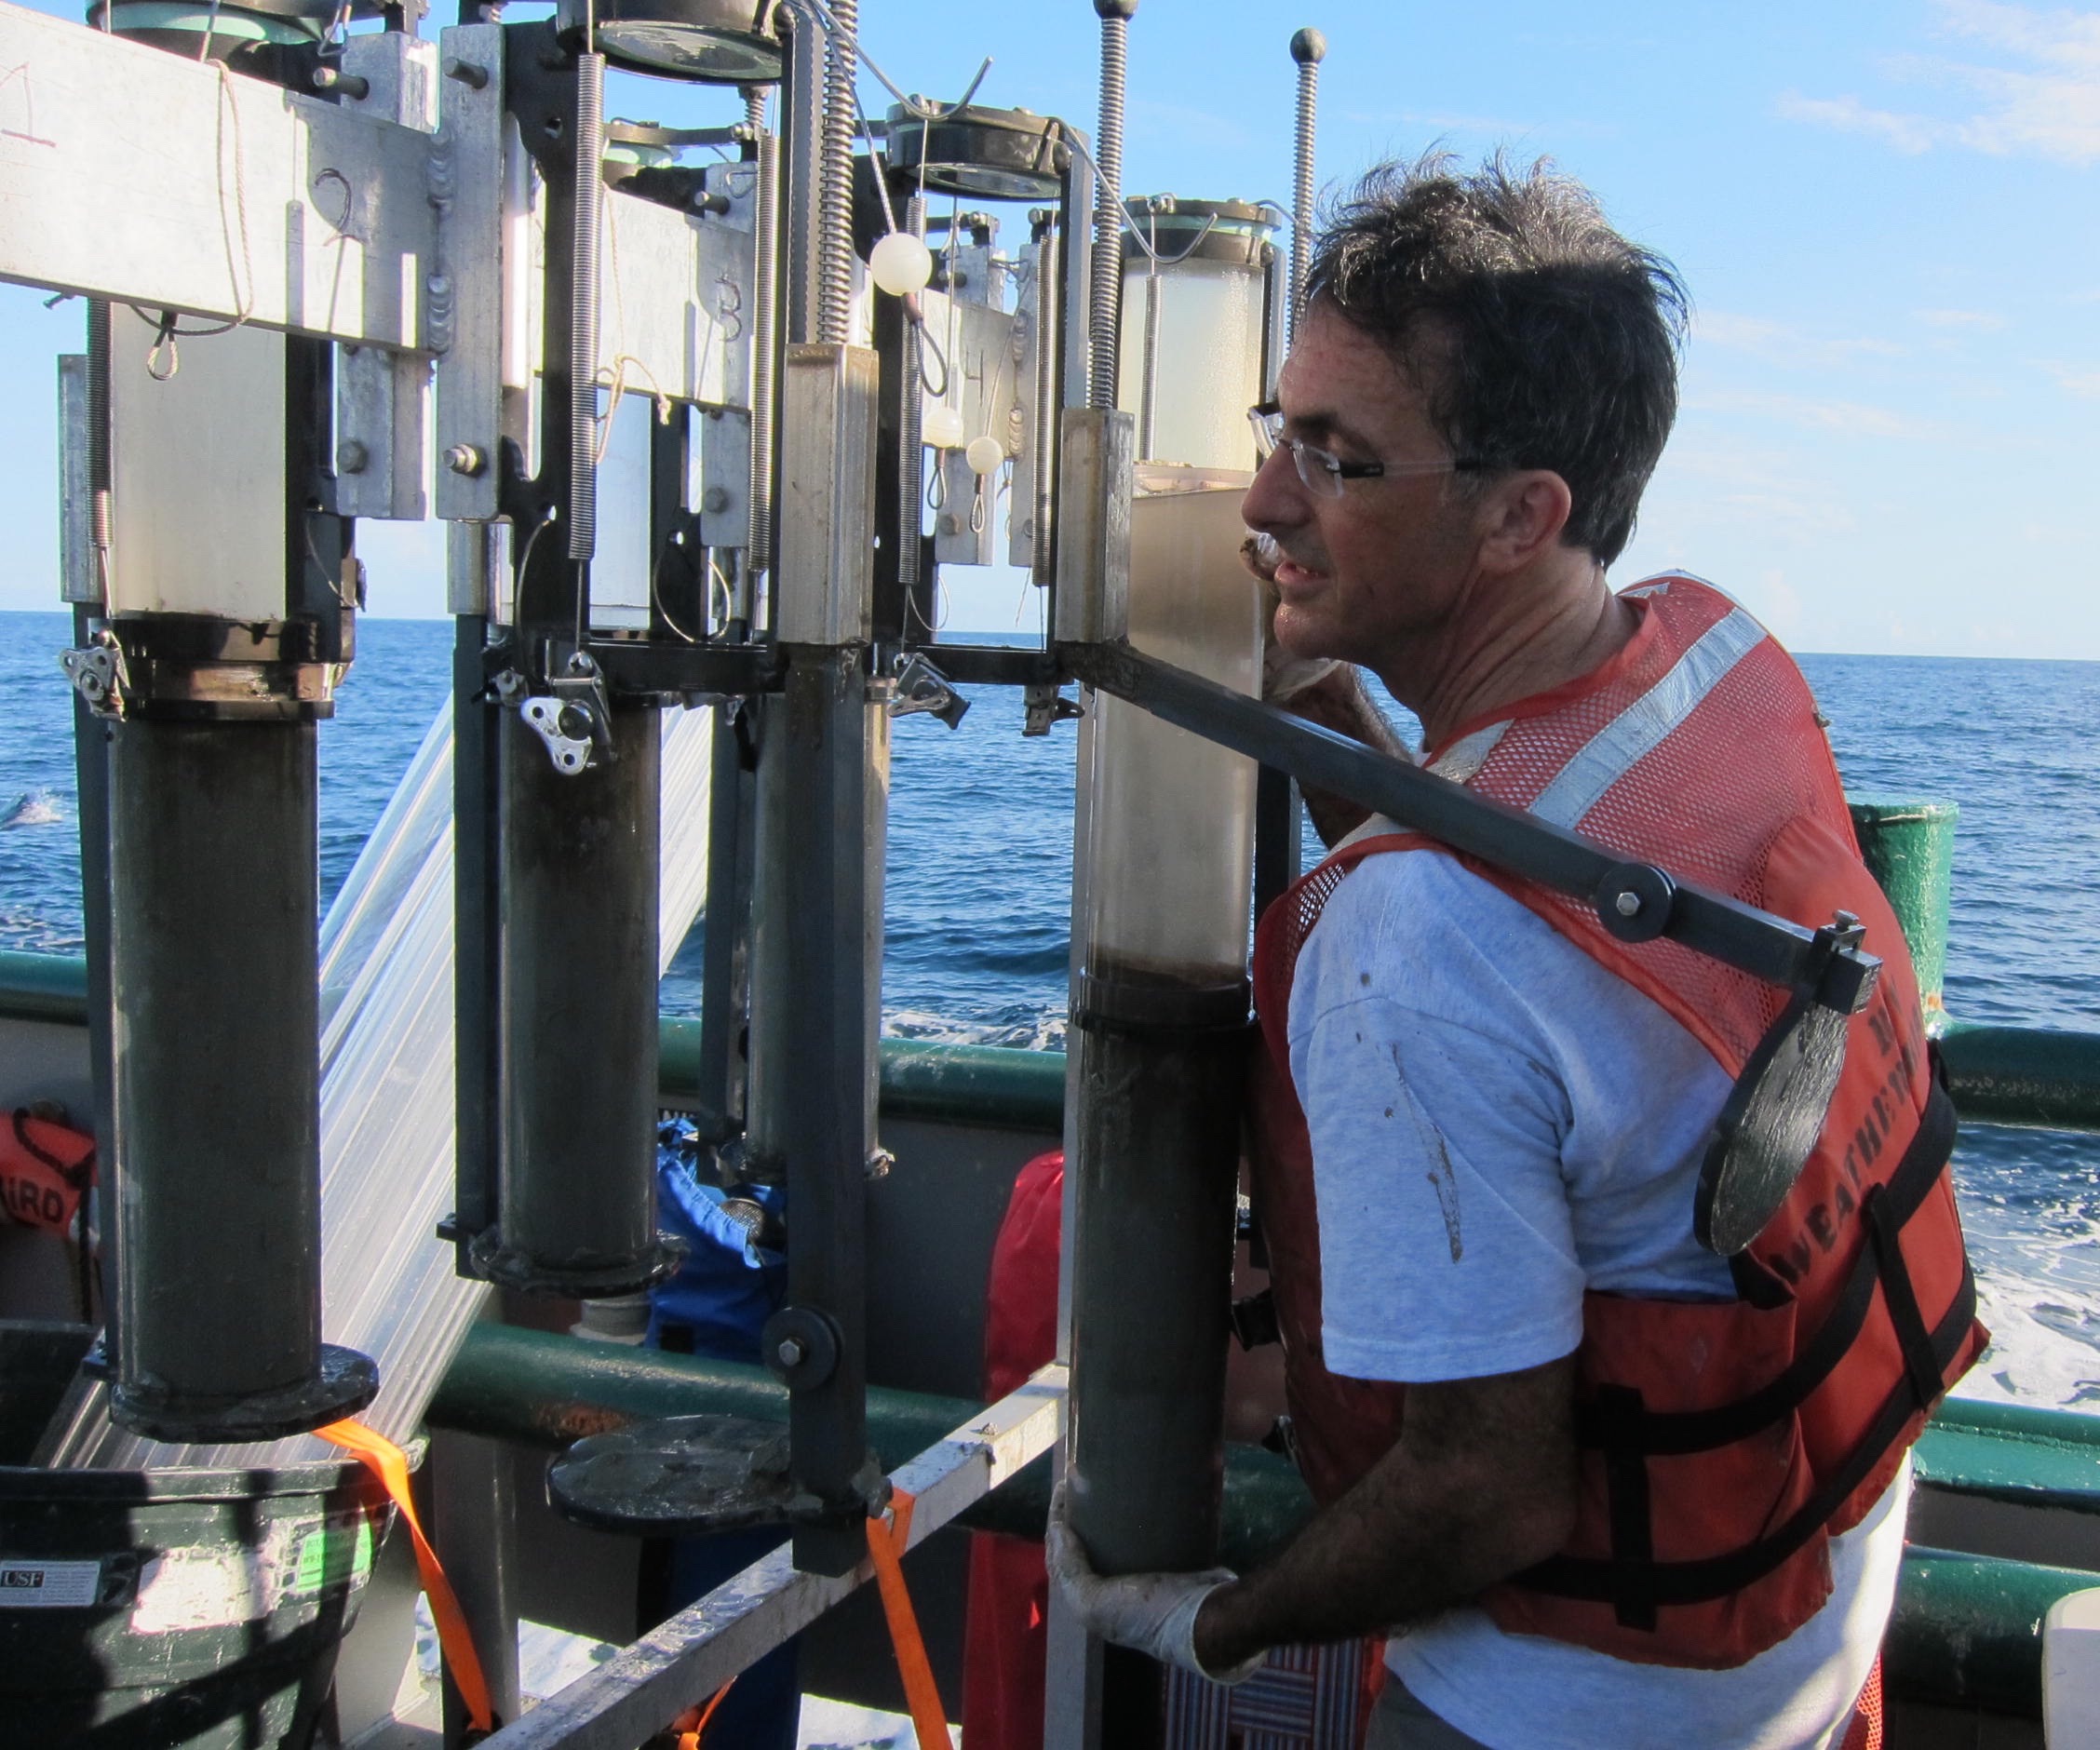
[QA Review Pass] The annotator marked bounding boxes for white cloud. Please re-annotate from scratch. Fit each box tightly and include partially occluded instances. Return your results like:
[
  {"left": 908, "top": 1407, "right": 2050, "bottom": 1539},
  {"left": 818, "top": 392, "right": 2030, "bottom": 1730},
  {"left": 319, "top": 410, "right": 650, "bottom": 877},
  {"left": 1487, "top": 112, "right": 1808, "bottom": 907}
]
[
  {"left": 1749, "top": 570, "right": 1805, "bottom": 641},
  {"left": 1693, "top": 310, "right": 1908, "bottom": 367},
  {"left": 1332, "top": 108, "right": 1558, "bottom": 139},
  {"left": 1126, "top": 99, "right": 1255, "bottom": 155},
  {"left": 1775, "top": 91, "right": 1938, "bottom": 153},
  {"left": 1690, "top": 388, "right": 1949, "bottom": 440},
  {"left": 1779, "top": 1, "right": 2100, "bottom": 167},
  {"left": 1637, "top": 433, "right": 1864, "bottom": 545},
  {"left": 2050, "top": 364, "right": 2100, "bottom": 397},
  {"left": 1916, "top": 307, "right": 2009, "bottom": 330}
]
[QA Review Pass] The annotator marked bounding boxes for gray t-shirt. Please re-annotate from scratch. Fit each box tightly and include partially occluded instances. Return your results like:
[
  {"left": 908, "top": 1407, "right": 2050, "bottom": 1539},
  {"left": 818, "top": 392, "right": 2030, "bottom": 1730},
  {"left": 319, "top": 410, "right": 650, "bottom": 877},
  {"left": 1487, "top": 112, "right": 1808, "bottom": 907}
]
[{"left": 1288, "top": 843, "right": 1905, "bottom": 1750}]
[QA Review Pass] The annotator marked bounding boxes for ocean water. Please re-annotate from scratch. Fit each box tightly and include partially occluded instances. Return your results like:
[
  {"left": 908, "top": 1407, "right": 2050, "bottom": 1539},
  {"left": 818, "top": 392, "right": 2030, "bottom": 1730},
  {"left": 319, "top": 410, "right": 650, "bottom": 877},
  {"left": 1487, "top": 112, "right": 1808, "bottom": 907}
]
[{"left": 3, "top": 610, "right": 2098, "bottom": 1404}]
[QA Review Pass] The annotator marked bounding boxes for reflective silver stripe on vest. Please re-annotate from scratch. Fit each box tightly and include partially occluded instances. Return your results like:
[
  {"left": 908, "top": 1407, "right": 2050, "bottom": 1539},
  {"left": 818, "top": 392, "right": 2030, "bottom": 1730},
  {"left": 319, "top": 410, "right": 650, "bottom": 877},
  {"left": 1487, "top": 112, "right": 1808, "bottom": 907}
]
[
  {"left": 1429, "top": 720, "right": 1511, "bottom": 786},
  {"left": 1529, "top": 608, "right": 1768, "bottom": 828},
  {"left": 1331, "top": 812, "right": 1405, "bottom": 854}
]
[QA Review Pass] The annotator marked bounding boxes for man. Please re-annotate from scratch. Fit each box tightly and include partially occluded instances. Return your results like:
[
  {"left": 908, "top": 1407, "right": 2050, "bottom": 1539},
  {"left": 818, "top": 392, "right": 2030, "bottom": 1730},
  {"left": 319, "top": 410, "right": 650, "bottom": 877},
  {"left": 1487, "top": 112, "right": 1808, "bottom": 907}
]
[{"left": 1047, "top": 155, "right": 1983, "bottom": 1748}]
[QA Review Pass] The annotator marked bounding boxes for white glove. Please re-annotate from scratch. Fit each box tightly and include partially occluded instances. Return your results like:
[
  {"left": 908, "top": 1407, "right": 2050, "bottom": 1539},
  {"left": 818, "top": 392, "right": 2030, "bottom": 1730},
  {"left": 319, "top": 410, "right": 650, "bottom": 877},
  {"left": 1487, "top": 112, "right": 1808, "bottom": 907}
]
[
  {"left": 1043, "top": 1478, "right": 1265, "bottom": 1686},
  {"left": 1244, "top": 533, "right": 1343, "bottom": 705}
]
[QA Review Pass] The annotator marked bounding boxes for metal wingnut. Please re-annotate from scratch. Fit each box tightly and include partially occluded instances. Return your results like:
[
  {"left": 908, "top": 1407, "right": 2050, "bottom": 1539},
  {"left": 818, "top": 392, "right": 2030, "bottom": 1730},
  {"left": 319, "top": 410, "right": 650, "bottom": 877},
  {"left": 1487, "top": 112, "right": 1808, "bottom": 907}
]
[{"left": 1811, "top": 910, "right": 1881, "bottom": 1016}]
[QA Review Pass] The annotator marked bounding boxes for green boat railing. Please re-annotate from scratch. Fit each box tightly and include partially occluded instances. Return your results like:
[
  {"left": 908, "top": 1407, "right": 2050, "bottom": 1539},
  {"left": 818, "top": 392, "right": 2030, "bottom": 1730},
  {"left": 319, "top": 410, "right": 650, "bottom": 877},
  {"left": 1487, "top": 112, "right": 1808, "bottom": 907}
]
[
  {"left": 430, "top": 1324, "right": 2092, "bottom": 1720},
  {"left": 7, "top": 793, "right": 2100, "bottom": 1719}
]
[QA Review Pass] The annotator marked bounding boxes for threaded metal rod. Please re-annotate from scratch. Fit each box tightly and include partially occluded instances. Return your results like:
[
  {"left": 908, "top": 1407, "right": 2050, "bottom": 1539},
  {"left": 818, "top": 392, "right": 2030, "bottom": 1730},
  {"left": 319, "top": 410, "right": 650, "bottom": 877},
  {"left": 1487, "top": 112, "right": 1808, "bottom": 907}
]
[
  {"left": 1288, "top": 27, "right": 1326, "bottom": 342},
  {"left": 747, "top": 86, "right": 779, "bottom": 585},
  {"left": 1087, "top": 4, "right": 1134, "bottom": 411},
  {"left": 568, "top": 51, "right": 607, "bottom": 562},
  {"left": 816, "top": 0, "right": 858, "bottom": 347}
]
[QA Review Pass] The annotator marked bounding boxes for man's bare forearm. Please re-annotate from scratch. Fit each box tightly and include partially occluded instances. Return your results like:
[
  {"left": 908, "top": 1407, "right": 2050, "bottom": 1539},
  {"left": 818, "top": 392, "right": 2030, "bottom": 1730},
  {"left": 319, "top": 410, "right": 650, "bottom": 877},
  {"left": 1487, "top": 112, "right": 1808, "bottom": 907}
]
[
  {"left": 1191, "top": 1357, "right": 1579, "bottom": 1669},
  {"left": 1284, "top": 666, "right": 1414, "bottom": 848}
]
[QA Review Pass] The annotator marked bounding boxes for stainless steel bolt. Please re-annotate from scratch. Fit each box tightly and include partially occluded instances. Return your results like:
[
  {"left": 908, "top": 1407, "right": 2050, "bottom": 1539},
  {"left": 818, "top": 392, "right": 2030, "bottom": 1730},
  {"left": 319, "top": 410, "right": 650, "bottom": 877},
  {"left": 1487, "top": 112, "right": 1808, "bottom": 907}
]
[
  {"left": 336, "top": 439, "right": 369, "bottom": 475},
  {"left": 775, "top": 1337, "right": 806, "bottom": 1369},
  {"left": 1614, "top": 890, "right": 1642, "bottom": 918},
  {"left": 444, "top": 57, "right": 490, "bottom": 89},
  {"left": 445, "top": 443, "right": 486, "bottom": 478},
  {"left": 701, "top": 486, "right": 732, "bottom": 514},
  {"left": 311, "top": 66, "right": 368, "bottom": 98}
]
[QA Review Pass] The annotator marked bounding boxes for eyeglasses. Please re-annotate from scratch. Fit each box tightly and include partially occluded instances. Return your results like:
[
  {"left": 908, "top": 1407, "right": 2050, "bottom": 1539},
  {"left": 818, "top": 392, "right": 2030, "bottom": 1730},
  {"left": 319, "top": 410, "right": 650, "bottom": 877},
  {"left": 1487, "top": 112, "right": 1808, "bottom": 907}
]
[{"left": 1247, "top": 402, "right": 1482, "bottom": 500}]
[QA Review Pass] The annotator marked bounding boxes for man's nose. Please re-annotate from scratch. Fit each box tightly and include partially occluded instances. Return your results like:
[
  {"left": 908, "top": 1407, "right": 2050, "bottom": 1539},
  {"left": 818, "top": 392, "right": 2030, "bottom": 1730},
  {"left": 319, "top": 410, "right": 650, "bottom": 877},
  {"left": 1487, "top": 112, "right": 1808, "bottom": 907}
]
[{"left": 1240, "top": 443, "right": 1309, "bottom": 534}]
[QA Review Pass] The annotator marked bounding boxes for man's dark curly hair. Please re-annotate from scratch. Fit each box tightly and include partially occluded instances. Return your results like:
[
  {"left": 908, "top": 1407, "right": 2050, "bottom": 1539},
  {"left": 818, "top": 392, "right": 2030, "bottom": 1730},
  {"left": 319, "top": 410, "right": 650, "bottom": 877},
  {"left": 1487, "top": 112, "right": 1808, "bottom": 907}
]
[{"left": 1303, "top": 152, "right": 1688, "bottom": 567}]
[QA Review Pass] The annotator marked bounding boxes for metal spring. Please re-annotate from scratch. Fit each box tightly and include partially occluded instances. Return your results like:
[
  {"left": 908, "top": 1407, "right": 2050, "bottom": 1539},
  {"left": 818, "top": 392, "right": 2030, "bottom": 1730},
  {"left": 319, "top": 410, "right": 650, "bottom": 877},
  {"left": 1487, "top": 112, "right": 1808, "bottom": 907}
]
[
  {"left": 568, "top": 51, "right": 607, "bottom": 563},
  {"left": 747, "top": 89, "right": 779, "bottom": 584},
  {"left": 1088, "top": 11, "right": 1128, "bottom": 411},
  {"left": 816, "top": 0, "right": 858, "bottom": 347},
  {"left": 1289, "top": 31, "right": 1324, "bottom": 340}
]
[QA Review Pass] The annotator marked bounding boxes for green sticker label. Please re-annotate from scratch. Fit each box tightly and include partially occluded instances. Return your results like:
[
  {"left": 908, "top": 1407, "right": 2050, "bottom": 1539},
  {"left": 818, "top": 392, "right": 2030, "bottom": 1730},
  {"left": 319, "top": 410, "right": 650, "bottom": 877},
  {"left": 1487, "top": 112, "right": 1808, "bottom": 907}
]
[{"left": 289, "top": 1514, "right": 374, "bottom": 1597}]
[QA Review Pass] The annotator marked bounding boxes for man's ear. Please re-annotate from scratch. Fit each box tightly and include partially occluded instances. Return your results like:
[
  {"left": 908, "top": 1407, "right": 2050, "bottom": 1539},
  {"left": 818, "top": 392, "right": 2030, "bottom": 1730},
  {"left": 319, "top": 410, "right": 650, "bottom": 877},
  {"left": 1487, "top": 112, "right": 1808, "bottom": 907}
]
[{"left": 1474, "top": 471, "right": 1574, "bottom": 577}]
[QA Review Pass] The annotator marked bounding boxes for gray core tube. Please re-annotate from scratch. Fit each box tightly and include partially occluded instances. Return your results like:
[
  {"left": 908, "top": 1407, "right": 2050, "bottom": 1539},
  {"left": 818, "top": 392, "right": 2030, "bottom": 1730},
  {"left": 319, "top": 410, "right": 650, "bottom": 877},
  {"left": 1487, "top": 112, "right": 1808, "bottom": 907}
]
[
  {"left": 106, "top": 717, "right": 375, "bottom": 1440},
  {"left": 476, "top": 704, "right": 669, "bottom": 1296},
  {"left": 1067, "top": 1003, "right": 1242, "bottom": 1570}
]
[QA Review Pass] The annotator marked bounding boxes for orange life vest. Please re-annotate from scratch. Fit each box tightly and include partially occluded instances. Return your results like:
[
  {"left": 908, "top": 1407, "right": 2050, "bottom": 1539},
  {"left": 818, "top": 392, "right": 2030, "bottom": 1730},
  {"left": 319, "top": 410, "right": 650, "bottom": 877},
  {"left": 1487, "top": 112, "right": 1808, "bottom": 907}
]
[
  {"left": 0, "top": 1107, "right": 95, "bottom": 1241},
  {"left": 1247, "top": 574, "right": 1986, "bottom": 1669}
]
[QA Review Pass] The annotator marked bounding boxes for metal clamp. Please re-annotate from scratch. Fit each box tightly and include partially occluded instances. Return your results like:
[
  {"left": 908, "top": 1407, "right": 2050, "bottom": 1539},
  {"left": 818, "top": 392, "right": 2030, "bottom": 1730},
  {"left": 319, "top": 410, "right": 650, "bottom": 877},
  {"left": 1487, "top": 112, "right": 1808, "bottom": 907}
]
[
  {"left": 889, "top": 653, "right": 969, "bottom": 729},
  {"left": 59, "top": 640, "right": 127, "bottom": 717},
  {"left": 1023, "top": 680, "right": 1083, "bottom": 737},
  {"left": 517, "top": 651, "right": 616, "bottom": 775},
  {"left": 521, "top": 696, "right": 598, "bottom": 774}
]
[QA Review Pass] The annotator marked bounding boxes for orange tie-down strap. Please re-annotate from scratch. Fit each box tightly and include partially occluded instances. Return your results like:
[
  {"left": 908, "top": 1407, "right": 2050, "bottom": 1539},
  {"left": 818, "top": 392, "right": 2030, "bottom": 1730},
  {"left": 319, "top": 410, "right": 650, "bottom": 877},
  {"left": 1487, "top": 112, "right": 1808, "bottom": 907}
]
[
  {"left": 668, "top": 1678, "right": 735, "bottom": 1748},
  {"left": 318, "top": 1421, "right": 495, "bottom": 1735},
  {"left": 867, "top": 1488, "right": 955, "bottom": 1750}
]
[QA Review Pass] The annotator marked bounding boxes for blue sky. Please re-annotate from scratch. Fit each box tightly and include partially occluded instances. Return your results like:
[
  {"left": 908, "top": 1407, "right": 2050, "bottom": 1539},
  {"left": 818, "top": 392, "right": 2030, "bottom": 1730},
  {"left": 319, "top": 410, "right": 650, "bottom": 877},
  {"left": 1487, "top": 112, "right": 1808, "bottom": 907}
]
[{"left": 2, "top": 0, "right": 2095, "bottom": 654}]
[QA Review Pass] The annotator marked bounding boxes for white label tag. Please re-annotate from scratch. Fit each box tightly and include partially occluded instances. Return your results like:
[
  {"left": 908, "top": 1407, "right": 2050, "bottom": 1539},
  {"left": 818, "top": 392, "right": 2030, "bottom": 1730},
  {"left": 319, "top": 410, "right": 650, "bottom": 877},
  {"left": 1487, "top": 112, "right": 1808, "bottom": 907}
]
[{"left": 0, "top": 1559, "right": 101, "bottom": 1608}]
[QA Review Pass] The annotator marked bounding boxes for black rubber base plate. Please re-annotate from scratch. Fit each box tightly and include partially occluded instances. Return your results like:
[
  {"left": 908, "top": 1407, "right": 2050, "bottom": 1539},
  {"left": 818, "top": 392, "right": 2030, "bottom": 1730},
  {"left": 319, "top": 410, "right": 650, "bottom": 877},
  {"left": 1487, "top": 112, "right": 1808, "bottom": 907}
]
[
  {"left": 467, "top": 1231, "right": 686, "bottom": 1299},
  {"left": 548, "top": 1414, "right": 801, "bottom": 1536},
  {"left": 110, "top": 1342, "right": 379, "bottom": 1444}
]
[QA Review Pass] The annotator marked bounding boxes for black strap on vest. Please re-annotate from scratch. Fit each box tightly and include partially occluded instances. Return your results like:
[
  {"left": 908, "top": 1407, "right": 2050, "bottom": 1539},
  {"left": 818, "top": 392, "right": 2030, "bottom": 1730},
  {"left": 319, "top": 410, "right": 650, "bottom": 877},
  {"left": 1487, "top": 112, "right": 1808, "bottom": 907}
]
[
  {"left": 1231, "top": 1288, "right": 1282, "bottom": 1352},
  {"left": 1568, "top": 1079, "right": 1956, "bottom": 1458},
  {"left": 1519, "top": 1078, "right": 1977, "bottom": 1618},
  {"left": 1594, "top": 1385, "right": 1659, "bottom": 1631}
]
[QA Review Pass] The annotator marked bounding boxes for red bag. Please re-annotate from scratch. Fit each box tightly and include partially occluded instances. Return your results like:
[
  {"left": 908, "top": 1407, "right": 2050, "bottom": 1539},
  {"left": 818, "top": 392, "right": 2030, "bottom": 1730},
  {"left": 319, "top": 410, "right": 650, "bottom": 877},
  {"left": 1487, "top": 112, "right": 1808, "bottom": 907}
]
[
  {"left": 1, "top": 1108, "right": 94, "bottom": 1240},
  {"left": 962, "top": 1150, "right": 1064, "bottom": 1750}
]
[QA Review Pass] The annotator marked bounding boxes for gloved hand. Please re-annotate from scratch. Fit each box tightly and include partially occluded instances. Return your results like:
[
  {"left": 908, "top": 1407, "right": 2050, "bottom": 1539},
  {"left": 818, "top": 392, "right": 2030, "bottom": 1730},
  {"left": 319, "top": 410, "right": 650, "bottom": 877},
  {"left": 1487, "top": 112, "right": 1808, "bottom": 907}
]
[
  {"left": 1043, "top": 1477, "right": 1266, "bottom": 1686},
  {"left": 1243, "top": 533, "right": 1343, "bottom": 705}
]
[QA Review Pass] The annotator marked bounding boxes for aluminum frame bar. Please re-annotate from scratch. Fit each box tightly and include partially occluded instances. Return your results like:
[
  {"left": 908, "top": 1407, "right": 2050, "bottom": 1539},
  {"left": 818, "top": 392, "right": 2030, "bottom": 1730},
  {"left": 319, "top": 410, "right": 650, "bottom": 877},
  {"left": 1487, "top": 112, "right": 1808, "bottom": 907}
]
[
  {"left": 1063, "top": 641, "right": 1880, "bottom": 1007},
  {"left": 0, "top": 0, "right": 437, "bottom": 347},
  {"left": 477, "top": 1364, "right": 1068, "bottom": 1750}
]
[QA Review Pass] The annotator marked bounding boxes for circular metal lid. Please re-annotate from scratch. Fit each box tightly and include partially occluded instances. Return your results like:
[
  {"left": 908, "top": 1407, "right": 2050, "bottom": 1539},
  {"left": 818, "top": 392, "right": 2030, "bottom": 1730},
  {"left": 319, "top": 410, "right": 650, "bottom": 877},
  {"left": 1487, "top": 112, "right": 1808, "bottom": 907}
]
[
  {"left": 1121, "top": 195, "right": 1281, "bottom": 268},
  {"left": 580, "top": 0, "right": 783, "bottom": 83},
  {"left": 885, "top": 103, "right": 1070, "bottom": 202}
]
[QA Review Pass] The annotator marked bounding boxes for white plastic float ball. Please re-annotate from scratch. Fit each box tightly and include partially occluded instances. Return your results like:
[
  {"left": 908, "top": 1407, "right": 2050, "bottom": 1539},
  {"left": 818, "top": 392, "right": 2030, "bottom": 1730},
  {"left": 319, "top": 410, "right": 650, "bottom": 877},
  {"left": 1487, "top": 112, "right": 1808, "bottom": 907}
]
[
  {"left": 922, "top": 403, "right": 966, "bottom": 450},
  {"left": 868, "top": 232, "right": 934, "bottom": 297},
  {"left": 966, "top": 436, "right": 1005, "bottom": 478}
]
